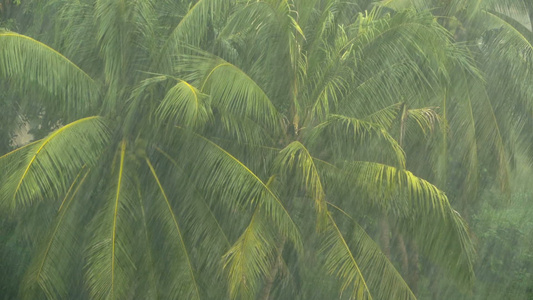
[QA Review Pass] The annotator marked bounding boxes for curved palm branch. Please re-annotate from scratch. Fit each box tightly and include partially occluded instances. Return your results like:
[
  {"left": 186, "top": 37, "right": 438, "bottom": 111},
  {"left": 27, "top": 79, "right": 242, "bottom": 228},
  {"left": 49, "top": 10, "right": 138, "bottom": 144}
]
[
  {"left": 162, "top": 0, "right": 230, "bottom": 51},
  {"left": 223, "top": 205, "right": 278, "bottom": 300},
  {"left": 145, "top": 157, "right": 202, "bottom": 300},
  {"left": 22, "top": 168, "right": 90, "bottom": 300},
  {"left": 0, "top": 116, "right": 110, "bottom": 210},
  {"left": 198, "top": 58, "right": 283, "bottom": 137},
  {"left": 156, "top": 79, "right": 212, "bottom": 130},
  {"left": 0, "top": 32, "right": 100, "bottom": 116},
  {"left": 327, "top": 202, "right": 417, "bottom": 300},
  {"left": 340, "top": 161, "right": 475, "bottom": 285},
  {"left": 85, "top": 141, "right": 138, "bottom": 300},
  {"left": 164, "top": 130, "right": 302, "bottom": 250},
  {"left": 321, "top": 212, "right": 373, "bottom": 300},
  {"left": 274, "top": 141, "right": 329, "bottom": 227},
  {"left": 307, "top": 114, "right": 406, "bottom": 168}
]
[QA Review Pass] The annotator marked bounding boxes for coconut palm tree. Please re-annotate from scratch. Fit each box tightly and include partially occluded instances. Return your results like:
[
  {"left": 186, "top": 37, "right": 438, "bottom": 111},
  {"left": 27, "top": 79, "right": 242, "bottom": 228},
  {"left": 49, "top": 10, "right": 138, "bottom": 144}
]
[
  {"left": 0, "top": 0, "right": 475, "bottom": 299},
  {"left": 375, "top": 0, "right": 533, "bottom": 294}
]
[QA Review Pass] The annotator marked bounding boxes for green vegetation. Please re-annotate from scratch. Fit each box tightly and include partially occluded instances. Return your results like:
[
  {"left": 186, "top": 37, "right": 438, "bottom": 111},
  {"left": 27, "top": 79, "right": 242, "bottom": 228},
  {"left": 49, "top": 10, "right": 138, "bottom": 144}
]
[{"left": 0, "top": 0, "right": 532, "bottom": 299}]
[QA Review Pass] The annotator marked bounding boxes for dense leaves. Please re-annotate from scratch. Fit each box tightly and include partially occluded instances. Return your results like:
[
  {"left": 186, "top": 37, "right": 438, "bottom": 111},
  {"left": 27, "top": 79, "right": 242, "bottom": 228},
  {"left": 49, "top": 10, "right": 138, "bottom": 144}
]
[{"left": 1, "top": 0, "right": 531, "bottom": 299}]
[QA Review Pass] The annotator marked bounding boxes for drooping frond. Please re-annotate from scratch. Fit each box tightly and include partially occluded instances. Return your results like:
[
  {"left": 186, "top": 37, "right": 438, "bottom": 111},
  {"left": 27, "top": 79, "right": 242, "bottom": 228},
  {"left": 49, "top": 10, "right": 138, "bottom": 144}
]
[
  {"left": 307, "top": 114, "right": 406, "bottom": 168},
  {"left": 337, "top": 9, "right": 457, "bottom": 116},
  {"left": 340, "top": 161, "right": 475, "bottom": 287},
  {"left": 216, "top": 112, "right": 278, "bottom": 146},
  {"left": 0, "top": 116, "right": 110, "bottom": 210},
  {"left": 274, "top": 141, "right": 328, "bottom": 227},
  {"left": 304, "top": 24, "right": 353, "bottom": 121},
  {"left": 164, "top": 0, "right": 230, "bottom": 49},
  {"left": 362, "top": 103, "right": 403, "bottom": 130},
  {"left": 403, "top": 107, "right": 440, "bottom": 137},
  {"left": 223, "top": 205, "right": 278, "bottom": 300},
  {"left": 344, "top": 161, "right": 448, "bottom": 215},
  {"left": 177, "top": 52, "right": 283, "bottom": 139},
  {"left": 309, "top": 69, "right": 350, "bottom": 121},
  {"left": 452, "top": 76, "right": 511, "bottom": 195},
  {"left": 156, "top": 79, "right": 212, "bottom": 130},
  {"left": 133, "top": 185, "right": 159, "bottom": 299},
  {"left": 124, "top": 74, "right": 174, "bottom": 134},
  {"left": 321, "top": 212, "right": 373, "bottom": 300},
  {"left": 145, "top": 158, "right": 201, "bottom": 300},
  {"left": 219, "top": 0, "right": 304, "bottom": 88},
  {"left": 328, "top": 203, "right": 417, "bottom": 300},
  {"left": 22, "top": 168, "right": 90, "bottom": 300},
  {"left": 0, "top": 32, "right": 99, "bottom": 117},
  {"left": 154, "top": 147, "right": 231, "bottom": 249},
  {"left": 154, "top": 147, "right": 232, "bottom": 273},
  {"left": 93, "top": 0, "right": 130, "bottom": 91},
  {"left": 156, "top": 0, "right": 231, "bottom": 71},
  {"left": 198, "top": 58, "right": 283, "bottom": 139},
  {"left": 85, "top": 141, "right": 137, "bottom": 300},
  {"left": 163, "top": 130, "right": 302, "bottom": 250}
]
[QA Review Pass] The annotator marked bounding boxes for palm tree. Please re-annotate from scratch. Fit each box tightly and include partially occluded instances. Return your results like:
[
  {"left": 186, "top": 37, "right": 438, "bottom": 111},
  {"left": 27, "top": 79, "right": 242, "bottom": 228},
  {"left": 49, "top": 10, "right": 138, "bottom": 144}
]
[
  {"left": 381, "top": 0, "right": 533, "bottom": 205},
  {"left": 377, "top": 0, "right": 533, "bottom": 294},
  {"left": 0, "top": 1, "right": 476, "bottom": 299}
]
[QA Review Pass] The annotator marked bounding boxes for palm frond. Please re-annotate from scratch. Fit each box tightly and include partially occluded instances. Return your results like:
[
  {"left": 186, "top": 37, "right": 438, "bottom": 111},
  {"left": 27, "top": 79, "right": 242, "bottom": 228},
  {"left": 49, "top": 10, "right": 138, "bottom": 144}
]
[
  {"left": 85, "top": 141, "right": 138, "bottom": 300},
  {"left": 154, "top": 147, "right": 231, "bottom": 249},
  {"left": 132, "top": 184, "right": 159, "bottom": 299},
  {"left": 274, "top": 141, "right": 328, "bottom": 228},
  {"left": 0, "top": 116, "right": 110, "bottom": 210},
  {"left": 223, "top": 205, "right": 278, "bottom": 300},
  {"left": 404, "top": 107, "right": 440, "bottom": 137},
  {"left": 145, "top": 157, "right": 201, "bottom": 300},
  {"left": 321, "top": 212, "right": 373, "bottom": 300},
  {"left": 21, "top": 168, "right": 90, "bottom": 300},
  {"left": 163, "top": 130, "right": 302, "bottom": 251},
  {"left": 156, "top": 79, "right": 212, "bottom": 130},
  {"left": 157, "top": 0, "right": 231, "bottom": 71},
  {"left": 0, "top": 32, "right": 99, "bottom": 117},
  {"left": 362, "top": 103, "right": 403, "bottom": 130},
  {"left": 307, "top": 114, "right": 406, "bottom": 168},
  {"left": 344, "top": 161, "right": 448, "bottom": 215},
  {"left": 328, "top": 203, "right": 417, "bottom": 300},
  {"left": 168, "top": 0, "right": 229, "bottom": 47},
  {"left": 340, "top": 161, "right": 475, "bottom": 287},
  {"left": 198, "top": 58, "right": 283, "bottom": 138}
]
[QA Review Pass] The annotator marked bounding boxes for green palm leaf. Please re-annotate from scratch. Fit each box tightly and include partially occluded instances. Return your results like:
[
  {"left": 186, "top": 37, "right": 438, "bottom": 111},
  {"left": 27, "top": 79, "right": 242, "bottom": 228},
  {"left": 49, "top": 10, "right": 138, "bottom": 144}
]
[
  {"left": 22, "top": 168, "right": 91, "bottom": 300},
  {"left": 0, "top": 116, "right": 110, "bottom": 210},
  {"left": 85, "top": 141, "right": 137, "bottom": 300},
  {"left": 223, "top": 205, "right": 278, "bottom": 300},
  {"left": 0, "top": 32, "right": 100, "bottom": 117},
  {"left": 274, "top": 141, "right": 329, "bottom": 227},
  {"left": 167, "top": 130, "right": 302, "bottom": 250},
  {"left": 164, "top": 0, "right": 230, "bottom": 49},
  {"left": 342, "top": 161, "right": 475, "bottom": 286},
  {"left": 321, "top": 212, "right": 373, "bottom": 300},
  {"left": 179, "top": 55, "right": 283, "bottom": 140},
  {"left": 308, "top": 114, "right": 406, "bottom": 168},
  {"left": 145, "top": 157, "right": 202, "bottom": 300},
  {"left": 328, "top": 203, "right": 417, "bottom": 300},
  {"left": 156, "top": 79, "right": 212, "bottom": 130}
]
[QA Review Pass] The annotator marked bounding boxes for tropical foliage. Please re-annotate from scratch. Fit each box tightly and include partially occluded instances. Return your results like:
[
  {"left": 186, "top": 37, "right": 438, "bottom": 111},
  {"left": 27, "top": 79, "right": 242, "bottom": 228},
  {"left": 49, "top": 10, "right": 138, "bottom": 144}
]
[{"left": 0, "top": 0, "right": 531, "bottom": 299}]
